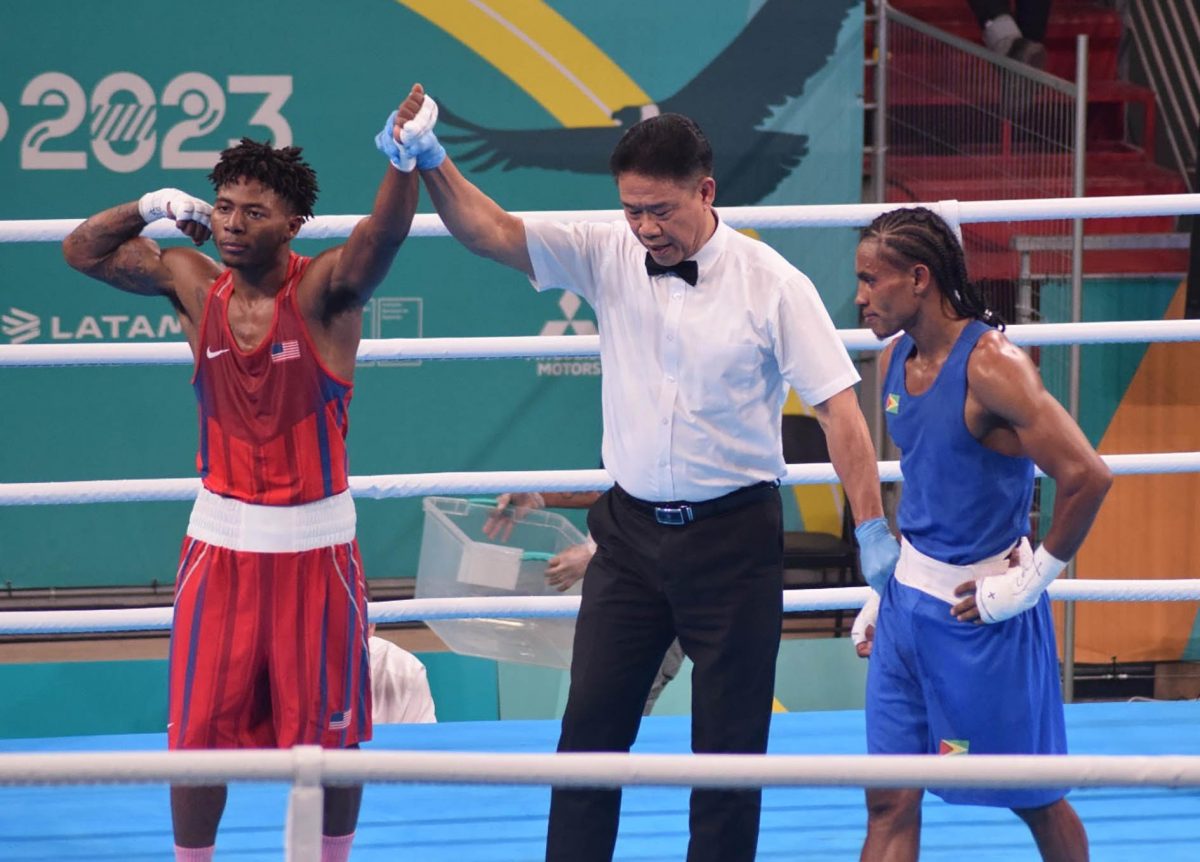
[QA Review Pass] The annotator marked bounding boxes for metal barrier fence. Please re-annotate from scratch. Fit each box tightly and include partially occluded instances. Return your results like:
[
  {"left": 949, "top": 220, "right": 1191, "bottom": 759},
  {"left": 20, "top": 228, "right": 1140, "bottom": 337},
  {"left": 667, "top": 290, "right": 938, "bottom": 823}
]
[{"left": 879, "top": 5, "right": 1080, "bottom": 330}]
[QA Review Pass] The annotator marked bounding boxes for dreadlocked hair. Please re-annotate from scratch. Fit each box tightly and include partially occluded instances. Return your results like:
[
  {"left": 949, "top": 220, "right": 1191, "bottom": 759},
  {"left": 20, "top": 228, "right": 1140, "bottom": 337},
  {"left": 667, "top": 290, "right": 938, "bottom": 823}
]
[
  {"left": 208, "top": 138, "right": 318, "bottom": 219},
  {"left": 860, "top": 206, "right": 1004, "bottom": 329}
]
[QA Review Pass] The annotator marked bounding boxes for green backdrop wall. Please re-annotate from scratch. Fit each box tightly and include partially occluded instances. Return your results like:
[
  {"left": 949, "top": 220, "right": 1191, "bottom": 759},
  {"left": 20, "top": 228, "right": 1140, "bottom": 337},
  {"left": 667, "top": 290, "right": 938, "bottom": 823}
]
[
  {"left": 0, "top": 638, "right": 867, "bottom": 739},
  {"left": 0, "top": 1, "right": 866, "bottom": 590}
]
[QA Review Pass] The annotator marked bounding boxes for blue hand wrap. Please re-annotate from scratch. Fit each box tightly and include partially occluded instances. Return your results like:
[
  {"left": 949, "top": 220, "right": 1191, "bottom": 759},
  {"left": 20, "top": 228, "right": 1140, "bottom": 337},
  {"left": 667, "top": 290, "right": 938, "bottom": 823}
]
[
  {"left": 374, "top": 111, "right": 415, "bottom": 172},
  {"left": 406, "top": 129, "right": 446, "bottom": 171},
  {"left": 855, "top": 517, "right": 900, "bottom": 592}
]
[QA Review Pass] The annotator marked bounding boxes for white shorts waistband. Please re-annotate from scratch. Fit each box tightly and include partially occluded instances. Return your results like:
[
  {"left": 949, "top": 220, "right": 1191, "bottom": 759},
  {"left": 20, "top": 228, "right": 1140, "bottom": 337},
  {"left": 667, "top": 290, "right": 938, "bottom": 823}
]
[
  {"left": 895, "top": 538, "right": 1015, "bottom": 605},
  {"left": 187, "top": 487, "right": 356, "bottom": 553}
]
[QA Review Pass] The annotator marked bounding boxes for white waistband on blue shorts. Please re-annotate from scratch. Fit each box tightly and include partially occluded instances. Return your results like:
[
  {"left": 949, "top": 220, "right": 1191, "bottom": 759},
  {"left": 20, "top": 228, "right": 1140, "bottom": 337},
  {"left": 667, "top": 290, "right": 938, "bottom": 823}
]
[
  {"left": 186, "top": 487, "right": 356, "bottom": 553},
  {"left": 895, "top": 537, "right": 1016, "bottom": 605}
]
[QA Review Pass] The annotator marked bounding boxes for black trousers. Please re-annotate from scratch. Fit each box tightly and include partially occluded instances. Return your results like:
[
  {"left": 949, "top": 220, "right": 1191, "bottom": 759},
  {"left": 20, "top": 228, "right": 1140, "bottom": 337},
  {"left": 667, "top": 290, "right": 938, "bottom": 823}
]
[
  {"left": 966, "top": 0, "right": 1051, "bottom": 42},
  {"left": 545, "top": 485, "right": 783, "bottom": 862}
]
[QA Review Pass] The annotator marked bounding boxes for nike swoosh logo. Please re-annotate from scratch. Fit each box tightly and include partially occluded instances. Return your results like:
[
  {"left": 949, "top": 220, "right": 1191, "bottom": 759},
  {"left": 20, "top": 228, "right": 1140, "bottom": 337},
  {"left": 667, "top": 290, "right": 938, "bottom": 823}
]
[{"left": 206, "top": 347, "right": 230, "bottom": 359}]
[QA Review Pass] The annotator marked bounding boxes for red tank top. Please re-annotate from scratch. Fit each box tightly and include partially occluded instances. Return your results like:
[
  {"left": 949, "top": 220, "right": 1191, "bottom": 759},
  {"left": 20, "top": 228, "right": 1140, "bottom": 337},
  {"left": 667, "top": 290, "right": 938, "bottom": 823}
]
[{"left": 192, "top": 253, "right": 353, "bottom": 505}]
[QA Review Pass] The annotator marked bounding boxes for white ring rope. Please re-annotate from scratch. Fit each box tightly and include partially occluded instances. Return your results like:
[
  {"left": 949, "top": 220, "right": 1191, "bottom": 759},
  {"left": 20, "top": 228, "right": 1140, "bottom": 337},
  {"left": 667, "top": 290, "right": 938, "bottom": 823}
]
[
  {"left": 0, "top": 747, "right": 1198, "bottom": 790},
  {"left": 3, "top": 451, "right": 1199, "bottom": 506},
  {"left": 4, "top": 195, "right": 1200, "bottom": 841},
  {"left": 3, "top": 192, "right": 1199, "bottom": 243},
  {"left": 3, "top": 319, "right": 1200, "bottom": 367},
  {"left": 4, "top": 580, "right": 1200, "bottom": 636}
]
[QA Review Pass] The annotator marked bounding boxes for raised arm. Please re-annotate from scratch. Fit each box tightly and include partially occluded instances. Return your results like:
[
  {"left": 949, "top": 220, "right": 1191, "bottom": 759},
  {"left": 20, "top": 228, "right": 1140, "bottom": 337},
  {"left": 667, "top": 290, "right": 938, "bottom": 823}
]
[
  {"left": 421, "top": 157, "right": 533, "bottom": 275},
  {"left": 389, "top": 84, "right": 533, "bottom": 276},
  {"left": 322, "top": 109, "right": 421, "bottom": 302},
  {"left": 296, "top": 90, "right": 424, "bottom": 317}
]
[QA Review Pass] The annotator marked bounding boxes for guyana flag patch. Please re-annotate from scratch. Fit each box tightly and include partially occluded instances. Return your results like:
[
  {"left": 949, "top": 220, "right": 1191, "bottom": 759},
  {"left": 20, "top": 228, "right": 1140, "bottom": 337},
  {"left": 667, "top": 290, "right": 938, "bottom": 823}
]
[
  {"left": 885, "top": 393, "right": 901, "bottom": 414},
  {"left": 939, "top": 739, "right": 969, "bottom": 756}
]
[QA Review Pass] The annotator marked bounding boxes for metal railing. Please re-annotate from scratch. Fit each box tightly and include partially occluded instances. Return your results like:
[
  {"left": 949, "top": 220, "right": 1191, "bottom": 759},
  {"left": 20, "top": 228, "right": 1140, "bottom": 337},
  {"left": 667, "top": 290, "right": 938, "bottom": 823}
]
[
  {"left": 877, "top": 5, "right": 1083, "bottom": 323},
  {"left": 1124, "top": 0, "right": 1199, "bottom": 190},
  {"left": 1014, "top": 233, "right": 1191, "bottom": 316}
]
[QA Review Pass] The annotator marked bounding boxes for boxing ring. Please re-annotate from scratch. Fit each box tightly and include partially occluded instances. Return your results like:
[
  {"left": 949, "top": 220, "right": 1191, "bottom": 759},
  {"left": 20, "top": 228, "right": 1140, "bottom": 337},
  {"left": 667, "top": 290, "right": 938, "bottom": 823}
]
[{"left": 2, "top": 194, "right": 1200, "bottom": 860}]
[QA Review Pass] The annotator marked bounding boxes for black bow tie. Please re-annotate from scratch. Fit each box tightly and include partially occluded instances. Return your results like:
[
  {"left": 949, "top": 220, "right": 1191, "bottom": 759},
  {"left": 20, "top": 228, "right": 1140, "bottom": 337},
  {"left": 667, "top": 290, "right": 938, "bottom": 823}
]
[{"left": 644, "top": 254, "right": 698, "bottom": 286}]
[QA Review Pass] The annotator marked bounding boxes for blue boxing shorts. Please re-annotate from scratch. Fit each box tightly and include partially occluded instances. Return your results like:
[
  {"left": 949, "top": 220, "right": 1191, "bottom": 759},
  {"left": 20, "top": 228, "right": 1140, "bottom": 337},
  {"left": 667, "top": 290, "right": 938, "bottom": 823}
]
[{"left": 865, "top": 539, "right": 1068, "bottom": 808}]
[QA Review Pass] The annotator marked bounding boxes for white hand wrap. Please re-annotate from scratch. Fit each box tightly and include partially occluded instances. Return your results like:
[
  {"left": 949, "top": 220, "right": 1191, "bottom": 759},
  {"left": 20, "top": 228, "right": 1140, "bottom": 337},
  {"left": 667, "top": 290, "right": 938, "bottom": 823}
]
[
  {"left": 851, "top": 590, "right": 880, "bottom": 652},
  {"left": 399, "top": 94, "right": 438, "bottom": 144},
  {"left": 399, "top": 95, "right": 446, "bottom": 170},
  {"left": 974, "top": 537, "right": 1067, "bottom": 624},
  {"left": 138, "top": 188, "right": 212, "bottom": 228}
]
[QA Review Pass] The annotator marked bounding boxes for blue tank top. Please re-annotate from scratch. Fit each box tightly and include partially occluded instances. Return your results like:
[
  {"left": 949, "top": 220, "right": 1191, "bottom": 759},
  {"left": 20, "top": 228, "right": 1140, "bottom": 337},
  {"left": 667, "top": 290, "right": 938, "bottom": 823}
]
[{"left": 882, "top": 319, "right": 1034, "bottom": 564}]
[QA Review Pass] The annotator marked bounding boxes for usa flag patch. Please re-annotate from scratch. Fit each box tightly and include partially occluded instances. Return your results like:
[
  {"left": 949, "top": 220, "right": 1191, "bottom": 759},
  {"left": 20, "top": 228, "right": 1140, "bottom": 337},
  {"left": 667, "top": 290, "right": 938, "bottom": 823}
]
[
  {"left": 329, "top": 709, "right": 351, "bottom": 730},
  {"left": 270, "top": 340, "right": 300, "bottom": 363}
]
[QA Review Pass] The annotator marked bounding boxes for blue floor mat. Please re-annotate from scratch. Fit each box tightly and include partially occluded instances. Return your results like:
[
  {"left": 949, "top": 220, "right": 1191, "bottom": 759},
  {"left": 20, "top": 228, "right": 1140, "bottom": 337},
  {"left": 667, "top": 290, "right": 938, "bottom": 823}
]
[{"left": 2, "top": 701, "right": 1198, "bottom": 860}]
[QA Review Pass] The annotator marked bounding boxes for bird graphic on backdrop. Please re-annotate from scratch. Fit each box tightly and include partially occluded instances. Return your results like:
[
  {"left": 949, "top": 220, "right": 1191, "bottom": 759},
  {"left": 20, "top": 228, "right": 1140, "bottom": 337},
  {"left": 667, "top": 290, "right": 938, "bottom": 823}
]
[{"left": 437, "top": 0, "right": 858, "bottom": 206}]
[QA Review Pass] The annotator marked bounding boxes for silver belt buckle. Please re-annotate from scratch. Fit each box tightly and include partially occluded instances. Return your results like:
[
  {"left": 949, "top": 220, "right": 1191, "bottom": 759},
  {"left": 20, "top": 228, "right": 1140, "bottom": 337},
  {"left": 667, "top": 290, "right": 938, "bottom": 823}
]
[{"left": 654, "top": 505, "right": 692, "bottom": 526}]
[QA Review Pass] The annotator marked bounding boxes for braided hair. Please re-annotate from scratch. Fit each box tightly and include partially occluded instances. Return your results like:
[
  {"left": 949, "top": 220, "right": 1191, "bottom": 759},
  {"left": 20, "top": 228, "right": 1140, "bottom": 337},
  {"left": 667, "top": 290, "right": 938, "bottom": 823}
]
[
  {"left": 208, "top": 138, "right": 319, "bottom": 220},
  {"left": 860, "top": 206, "right": 1004, "bottom": 329}
]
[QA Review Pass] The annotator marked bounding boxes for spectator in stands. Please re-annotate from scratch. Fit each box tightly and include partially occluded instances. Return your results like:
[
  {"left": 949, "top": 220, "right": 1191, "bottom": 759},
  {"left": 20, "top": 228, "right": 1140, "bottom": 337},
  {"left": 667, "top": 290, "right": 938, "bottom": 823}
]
[{"left": 967, "top": 0, "right": 1051, "bottom": 69}]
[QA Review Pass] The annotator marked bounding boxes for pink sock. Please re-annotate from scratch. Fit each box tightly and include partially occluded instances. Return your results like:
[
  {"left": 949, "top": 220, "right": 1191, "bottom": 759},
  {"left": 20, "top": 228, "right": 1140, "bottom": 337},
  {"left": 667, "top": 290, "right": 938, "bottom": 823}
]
[
  {"left": 322, "top": 832, "right": 355, "bottom": 862},
  {"left": 174, "top": 847, "right": 214, "bottom": 862}
]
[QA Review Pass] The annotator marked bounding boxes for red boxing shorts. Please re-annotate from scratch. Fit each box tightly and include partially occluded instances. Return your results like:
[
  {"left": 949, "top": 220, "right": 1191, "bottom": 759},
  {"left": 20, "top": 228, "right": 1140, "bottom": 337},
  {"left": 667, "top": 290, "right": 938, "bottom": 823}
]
[{"left": 168, "top": 489, "right": 371, "bottom": 751}]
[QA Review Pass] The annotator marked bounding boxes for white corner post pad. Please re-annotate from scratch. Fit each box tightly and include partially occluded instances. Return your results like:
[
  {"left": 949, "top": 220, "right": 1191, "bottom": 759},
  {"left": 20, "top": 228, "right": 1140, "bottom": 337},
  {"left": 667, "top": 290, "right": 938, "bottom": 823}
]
[{"left": 975, "top": 537, "right": 1068, "bottom": 624}]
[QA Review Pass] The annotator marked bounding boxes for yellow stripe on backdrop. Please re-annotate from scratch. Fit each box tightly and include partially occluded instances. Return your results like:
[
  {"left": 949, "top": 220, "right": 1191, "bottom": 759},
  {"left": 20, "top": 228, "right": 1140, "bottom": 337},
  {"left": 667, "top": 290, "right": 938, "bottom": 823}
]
[
  {"left": 398, "top": 0, "right": 652, "bottom": 126},
  {"left": 784, "top": 390, "right": 844, "bottom": 535}
]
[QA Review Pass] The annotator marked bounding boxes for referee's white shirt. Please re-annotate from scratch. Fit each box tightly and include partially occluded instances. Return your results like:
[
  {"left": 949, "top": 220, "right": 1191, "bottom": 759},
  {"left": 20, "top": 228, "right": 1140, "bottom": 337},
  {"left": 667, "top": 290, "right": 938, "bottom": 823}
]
[{"left": 525, "top": 215, "right": 859, "bottom": 504}]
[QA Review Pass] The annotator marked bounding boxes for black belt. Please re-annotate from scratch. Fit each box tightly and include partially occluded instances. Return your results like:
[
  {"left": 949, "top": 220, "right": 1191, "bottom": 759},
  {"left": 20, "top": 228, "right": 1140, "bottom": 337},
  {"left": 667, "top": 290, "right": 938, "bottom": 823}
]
[{"left": 614, "top": 480, "right": 779, "bottom": 526}]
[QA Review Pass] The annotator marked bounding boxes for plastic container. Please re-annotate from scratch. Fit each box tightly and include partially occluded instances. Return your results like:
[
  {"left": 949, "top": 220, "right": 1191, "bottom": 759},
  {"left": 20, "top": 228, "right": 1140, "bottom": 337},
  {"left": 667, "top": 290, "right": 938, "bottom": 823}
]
[{"left": 415, "top": 496, "right": 586, "bottom": 668}]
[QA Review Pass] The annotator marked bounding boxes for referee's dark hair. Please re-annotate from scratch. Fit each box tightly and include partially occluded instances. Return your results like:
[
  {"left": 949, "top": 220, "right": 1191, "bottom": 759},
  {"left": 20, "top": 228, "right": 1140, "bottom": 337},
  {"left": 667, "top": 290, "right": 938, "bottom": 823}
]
[{"left": 609, "top": 113, "right": 713, "bottom": 183}]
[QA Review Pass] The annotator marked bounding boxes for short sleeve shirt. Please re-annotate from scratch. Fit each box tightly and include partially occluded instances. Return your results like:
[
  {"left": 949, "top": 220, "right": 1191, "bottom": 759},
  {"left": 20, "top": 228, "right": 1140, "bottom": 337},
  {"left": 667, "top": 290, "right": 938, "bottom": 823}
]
[{"left": 525, "top": 215, "right": 859, "bottom": 502}]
